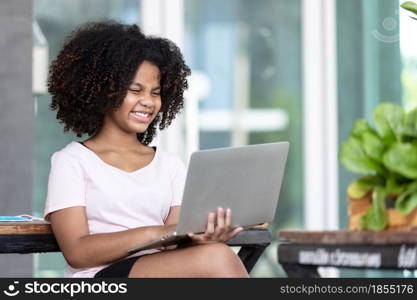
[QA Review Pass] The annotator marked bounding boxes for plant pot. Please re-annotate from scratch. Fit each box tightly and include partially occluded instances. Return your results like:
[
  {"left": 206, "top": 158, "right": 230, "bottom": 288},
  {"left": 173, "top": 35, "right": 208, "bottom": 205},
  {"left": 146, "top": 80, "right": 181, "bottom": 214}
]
[{"left": 348, "top": 193, "right": 417, "bottom": 231}]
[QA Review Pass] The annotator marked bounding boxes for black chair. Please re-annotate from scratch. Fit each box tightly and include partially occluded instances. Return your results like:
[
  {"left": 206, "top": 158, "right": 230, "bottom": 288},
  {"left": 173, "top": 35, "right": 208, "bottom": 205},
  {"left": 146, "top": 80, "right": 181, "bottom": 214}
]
[{"left": 0, "top": 225, "right": 271, "bottom": 274}]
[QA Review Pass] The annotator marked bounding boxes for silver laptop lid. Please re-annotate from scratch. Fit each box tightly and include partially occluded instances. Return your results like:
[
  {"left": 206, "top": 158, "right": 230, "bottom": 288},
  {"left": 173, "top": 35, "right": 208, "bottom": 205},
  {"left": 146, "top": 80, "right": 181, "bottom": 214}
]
[{"left": 176, "top": 142, "right": 289, "bottom": 235}]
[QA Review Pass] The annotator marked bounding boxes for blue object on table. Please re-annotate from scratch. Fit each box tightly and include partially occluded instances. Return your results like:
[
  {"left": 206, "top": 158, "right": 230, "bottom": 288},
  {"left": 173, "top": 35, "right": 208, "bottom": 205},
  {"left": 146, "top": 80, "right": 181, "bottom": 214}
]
[{"left": 0, "top": 215, "right": 34, "bottom": 222}]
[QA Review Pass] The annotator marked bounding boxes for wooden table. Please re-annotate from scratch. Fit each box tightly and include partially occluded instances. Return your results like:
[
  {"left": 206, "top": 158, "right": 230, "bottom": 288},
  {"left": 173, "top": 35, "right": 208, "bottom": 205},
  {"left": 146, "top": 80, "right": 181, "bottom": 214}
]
[
  {"left": 278, "top": 230, "right": 417, "bottom": 278},
  {"left": 0, "top": 221, "right": 59, "bottom": 253},
  {"left": 0, "top": 222, "right": 271, "bottom": 273}
]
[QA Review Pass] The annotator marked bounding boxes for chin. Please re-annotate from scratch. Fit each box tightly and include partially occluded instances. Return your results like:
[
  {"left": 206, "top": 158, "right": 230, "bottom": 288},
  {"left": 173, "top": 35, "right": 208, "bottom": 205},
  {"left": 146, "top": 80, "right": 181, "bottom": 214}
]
[
  {"left": 126, "top": 116, "right": 156, "bottom": 135},
  {"left": 128, "top": 122, "right": 151, "bottom": 134},
  {"left": 132, "top": 126, "right": 149, "bottom": 134}
]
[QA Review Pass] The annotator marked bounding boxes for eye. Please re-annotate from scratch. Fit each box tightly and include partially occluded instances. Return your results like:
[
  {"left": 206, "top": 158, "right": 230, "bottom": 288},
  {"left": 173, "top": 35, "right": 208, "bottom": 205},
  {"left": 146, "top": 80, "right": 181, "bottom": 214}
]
[
  {"left": 152, "top": 91, "right": 161, "bottom": 96},
  {"left": 129, "top": 89, "right": 142, "bottom": 94}
]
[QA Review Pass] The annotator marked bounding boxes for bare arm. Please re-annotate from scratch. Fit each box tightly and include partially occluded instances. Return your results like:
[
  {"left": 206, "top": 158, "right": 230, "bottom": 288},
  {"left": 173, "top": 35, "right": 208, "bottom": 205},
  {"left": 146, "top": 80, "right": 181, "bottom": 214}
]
[
  {"left": 49, "top": 207, "right": 175, "bottom": 269},
  {"left": 164, "top": 205, "right": 180, "bottom": 225}
]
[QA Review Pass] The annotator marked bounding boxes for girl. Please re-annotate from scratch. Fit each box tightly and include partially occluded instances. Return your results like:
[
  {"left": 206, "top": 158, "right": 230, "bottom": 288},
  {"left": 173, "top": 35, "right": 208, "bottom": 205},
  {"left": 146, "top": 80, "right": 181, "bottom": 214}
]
[{"left": 44, "top": 21, "right": 248, "bottom": 278}]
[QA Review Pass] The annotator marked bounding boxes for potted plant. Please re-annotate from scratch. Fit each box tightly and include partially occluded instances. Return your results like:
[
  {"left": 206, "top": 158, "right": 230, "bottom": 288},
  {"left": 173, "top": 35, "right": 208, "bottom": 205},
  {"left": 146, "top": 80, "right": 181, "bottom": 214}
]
[
  {"left": 339, "top": 2, "right": 417, "bottom": 232},
  {"left": 341, "top": 103, "right": 417, "bottom": 231}
]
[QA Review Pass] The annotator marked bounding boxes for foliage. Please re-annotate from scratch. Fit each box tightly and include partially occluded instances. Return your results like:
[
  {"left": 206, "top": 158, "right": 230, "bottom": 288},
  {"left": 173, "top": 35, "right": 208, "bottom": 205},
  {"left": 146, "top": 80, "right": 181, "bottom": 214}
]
[
  {"left": 341, "top": 103, "right": 417, "bottom": 231},
  {"left": 402, "top": 1, "right": 417, "bottom": 20}
]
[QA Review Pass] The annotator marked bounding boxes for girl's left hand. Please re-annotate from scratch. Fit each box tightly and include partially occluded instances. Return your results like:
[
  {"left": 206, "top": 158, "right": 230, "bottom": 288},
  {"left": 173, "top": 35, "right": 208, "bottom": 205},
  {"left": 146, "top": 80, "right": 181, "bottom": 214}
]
[{"left": 187, "top": 207, "right": 243, "bottom": 244}]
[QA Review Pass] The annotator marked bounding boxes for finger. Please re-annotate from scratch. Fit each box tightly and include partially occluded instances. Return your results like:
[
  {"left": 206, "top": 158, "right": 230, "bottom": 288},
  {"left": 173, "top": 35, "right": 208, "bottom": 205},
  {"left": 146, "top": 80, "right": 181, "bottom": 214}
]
[
  {"left": 225, "top": 208, "right": 232, "bottom": 229},
  {"left": 225, "top": 227, "right": 244, "bottom": 241},
  {"left": 218, "top": 226, "right": 242, "bottom": 243},
  {"left": 215, "top": 207, "right": 225, "bottom": 235},
  {"left": 189, "top": 232, "right": 218, "bottom": 245},
  {"left": 188, "top": 232, "right": 204, "bottom": 243},
  {"left": 206, "top": 212, "right": 215, "bottom": 236}
]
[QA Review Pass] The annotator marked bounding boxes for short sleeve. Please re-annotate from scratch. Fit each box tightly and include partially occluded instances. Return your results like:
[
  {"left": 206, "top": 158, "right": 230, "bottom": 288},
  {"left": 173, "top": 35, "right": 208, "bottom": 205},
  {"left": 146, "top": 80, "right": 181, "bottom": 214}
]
[
  {"left": 43, "top": 151, "right": 86, "bottom": 221},
  {"left": 170, "top": 156, "right": 187, "bottom": 207}
]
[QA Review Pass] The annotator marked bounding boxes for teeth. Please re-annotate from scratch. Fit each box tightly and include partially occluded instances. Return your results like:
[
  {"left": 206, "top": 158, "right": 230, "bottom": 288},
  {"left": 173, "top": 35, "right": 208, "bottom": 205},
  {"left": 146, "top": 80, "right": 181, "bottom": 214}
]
[{"left": 132, "top": 112, "right": 150, "bottom": 118}]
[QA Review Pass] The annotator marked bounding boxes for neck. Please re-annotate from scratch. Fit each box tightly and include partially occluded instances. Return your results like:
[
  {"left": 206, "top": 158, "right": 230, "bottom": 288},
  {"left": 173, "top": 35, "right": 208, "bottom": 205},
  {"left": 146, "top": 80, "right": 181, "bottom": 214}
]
[{"left": 88, "top": 118, "right": 144, "bottom": 151}]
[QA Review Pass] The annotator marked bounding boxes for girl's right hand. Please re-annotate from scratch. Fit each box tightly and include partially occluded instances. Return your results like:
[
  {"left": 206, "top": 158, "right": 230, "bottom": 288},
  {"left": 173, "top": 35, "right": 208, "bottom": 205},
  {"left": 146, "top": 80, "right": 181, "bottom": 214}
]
[{"left": 187, "top": 207, "right": 243, "bottom": 245}]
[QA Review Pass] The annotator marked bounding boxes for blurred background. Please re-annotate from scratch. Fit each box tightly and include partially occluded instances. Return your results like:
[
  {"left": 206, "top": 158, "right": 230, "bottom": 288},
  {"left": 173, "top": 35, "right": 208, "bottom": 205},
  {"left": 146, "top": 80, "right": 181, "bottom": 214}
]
[{"left": 0, "top": 0, "right": 416, "bottom": 277}]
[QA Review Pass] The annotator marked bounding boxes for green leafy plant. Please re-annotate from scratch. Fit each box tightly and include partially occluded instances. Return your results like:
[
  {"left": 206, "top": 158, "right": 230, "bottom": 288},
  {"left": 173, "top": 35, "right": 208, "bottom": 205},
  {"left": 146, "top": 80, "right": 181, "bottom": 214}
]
[
  {"left": 341, "top": 103, "right": 417, "bottom": 231},
  {"left": 402, "top": 1, "right": 417, "bottom": 20}
]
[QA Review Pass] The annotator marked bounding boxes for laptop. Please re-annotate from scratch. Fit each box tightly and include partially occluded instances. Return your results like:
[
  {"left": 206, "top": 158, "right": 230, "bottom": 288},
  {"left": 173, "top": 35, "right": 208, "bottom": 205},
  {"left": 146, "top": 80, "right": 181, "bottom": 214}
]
[{"left": 127, "top": 142, "right": 289, "bottom": 254}]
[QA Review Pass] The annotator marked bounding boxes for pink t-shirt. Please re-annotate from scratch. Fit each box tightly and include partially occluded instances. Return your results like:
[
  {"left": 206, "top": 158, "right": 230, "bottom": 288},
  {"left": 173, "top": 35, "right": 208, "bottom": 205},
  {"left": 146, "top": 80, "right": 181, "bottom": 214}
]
[{"left": 43, "top": 141, "right": 186, "bottom": 277}]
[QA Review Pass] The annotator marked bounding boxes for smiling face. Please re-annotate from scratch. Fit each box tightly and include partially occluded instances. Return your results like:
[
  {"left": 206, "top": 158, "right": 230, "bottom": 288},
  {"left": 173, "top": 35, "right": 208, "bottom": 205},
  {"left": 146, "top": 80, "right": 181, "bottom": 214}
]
[{"left": 105, "top": 61, "right": 162, "bottom": 136}]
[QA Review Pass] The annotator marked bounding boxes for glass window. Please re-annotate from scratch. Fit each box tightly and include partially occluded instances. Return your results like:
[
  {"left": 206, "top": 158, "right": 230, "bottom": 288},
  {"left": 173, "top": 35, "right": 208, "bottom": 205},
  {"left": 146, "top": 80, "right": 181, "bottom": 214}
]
[
  {"left": 337, "top": 0, "right": 413, "bottom": 278},
  {"left": 337, "top": 0, "right": 402, "bottom": 231},
  {"left": 401, "top": 0, "right": 417, "bottom": 111},
  {"left": 184, "top": 0, "right": 303, "bottom": 277}
]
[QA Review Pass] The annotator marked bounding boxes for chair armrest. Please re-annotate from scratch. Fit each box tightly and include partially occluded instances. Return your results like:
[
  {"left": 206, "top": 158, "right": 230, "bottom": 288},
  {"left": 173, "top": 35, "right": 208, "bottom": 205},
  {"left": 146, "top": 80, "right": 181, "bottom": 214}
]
[{"left": 226, "top": 228, "right": 271, "bottom": 247}]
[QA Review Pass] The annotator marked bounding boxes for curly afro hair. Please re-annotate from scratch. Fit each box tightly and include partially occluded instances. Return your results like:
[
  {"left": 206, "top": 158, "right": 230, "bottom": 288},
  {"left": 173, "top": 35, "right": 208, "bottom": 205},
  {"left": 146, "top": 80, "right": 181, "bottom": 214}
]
[{"left": 48, "top": 20, "right": 191, "bottom": 145}]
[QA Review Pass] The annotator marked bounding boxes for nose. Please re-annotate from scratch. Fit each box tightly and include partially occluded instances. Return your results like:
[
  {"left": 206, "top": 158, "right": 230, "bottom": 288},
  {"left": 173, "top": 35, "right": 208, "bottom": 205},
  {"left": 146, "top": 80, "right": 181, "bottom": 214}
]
[{"left": 139, "top": 95, "right": 154, "bottom": 110}]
